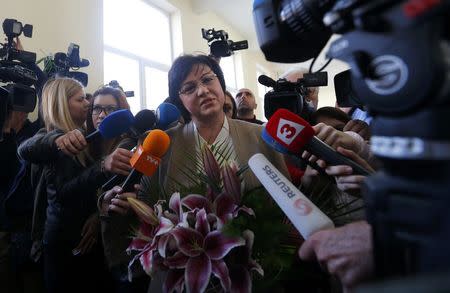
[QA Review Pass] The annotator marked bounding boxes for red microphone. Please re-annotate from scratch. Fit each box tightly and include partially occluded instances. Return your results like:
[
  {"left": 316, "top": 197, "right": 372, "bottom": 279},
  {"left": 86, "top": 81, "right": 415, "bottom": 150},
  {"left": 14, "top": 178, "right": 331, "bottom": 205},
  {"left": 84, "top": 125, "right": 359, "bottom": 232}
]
[{"left": 262, "top": 109, "right": 371, "bottom": 176}]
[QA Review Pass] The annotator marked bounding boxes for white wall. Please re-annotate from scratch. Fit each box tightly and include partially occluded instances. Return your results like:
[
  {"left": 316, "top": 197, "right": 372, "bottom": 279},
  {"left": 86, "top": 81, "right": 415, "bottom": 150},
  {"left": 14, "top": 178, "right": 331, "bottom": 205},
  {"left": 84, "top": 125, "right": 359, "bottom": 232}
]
[
  {"left": 1, "top": 0, "right": 104, "bottom": 93},
  {"left": 1, "top": 0, "right": 347, "bottom": 122}
]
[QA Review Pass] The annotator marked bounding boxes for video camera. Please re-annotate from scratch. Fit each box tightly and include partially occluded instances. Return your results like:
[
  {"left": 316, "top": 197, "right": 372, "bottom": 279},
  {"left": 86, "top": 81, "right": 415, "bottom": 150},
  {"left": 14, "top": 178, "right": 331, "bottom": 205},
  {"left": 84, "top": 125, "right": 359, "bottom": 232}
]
[
  {"left": 253, "top": 0, "right": 450, "bottom": 280},
  {"left": 45, "top": 43, "right": 90, "bottom": 86},
  {"left": 201, "top": 28, "right": 249, "bottom": 57},
  {"left": 0, "top": 18, "right": 37, "bottom": 139},
  {"left": 107, "top": 80, "right": 134, "bottom": 98},
  {"left": 259, "top": 71, "right": 327, "bottom": 121}
]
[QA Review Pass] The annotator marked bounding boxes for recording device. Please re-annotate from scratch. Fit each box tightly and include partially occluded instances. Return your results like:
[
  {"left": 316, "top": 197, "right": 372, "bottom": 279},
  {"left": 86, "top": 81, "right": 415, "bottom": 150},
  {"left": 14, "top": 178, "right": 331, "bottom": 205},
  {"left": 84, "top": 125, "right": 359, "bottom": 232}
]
[
  {"left": 85, "top": 109, "right": 135, "bottom": 142},
  {"left": 0, "top": 18, "right": 37, "bottom": 139},
  {"left": 46, "top": 43, "right": 90, "bottom": 86},
  {"left": 258, "top": 72, "right": 327, "bottom": 121},
  {"left": 121, "top": 129, "right": 170, "bottom": 192},
  {"left": 249, "top": 153, "right": 334, "bottom": 238},
  {"left": 108, "top": 80, "right": 135, "bottom": 98},
  {"left": 263, "top": 108, "right": 371, "bottom": 175},
  {"left": 201, "top": 28, "right": 248, "bottom": 57},
  {"left": 253, "top": 0, "right": 450, "bottom": 279}
]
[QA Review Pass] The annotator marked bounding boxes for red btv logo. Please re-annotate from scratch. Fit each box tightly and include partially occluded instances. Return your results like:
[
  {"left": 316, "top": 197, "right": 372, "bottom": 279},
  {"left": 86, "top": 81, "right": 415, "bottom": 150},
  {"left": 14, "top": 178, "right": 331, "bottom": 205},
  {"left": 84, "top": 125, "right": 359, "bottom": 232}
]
[
  {"left": 294, "top": 198, "right": 312, "bottom": 216},
  {"left": 276, "top": 118, "right": 304, "bottom": 145}
]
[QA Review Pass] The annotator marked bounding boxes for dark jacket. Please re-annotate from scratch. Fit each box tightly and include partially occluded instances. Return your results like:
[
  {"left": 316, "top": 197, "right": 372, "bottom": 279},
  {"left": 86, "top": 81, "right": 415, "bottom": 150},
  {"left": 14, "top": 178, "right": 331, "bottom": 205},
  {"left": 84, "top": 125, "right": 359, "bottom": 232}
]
[{"left": 18, "top": 128, "right": 109, "bottom": 246}]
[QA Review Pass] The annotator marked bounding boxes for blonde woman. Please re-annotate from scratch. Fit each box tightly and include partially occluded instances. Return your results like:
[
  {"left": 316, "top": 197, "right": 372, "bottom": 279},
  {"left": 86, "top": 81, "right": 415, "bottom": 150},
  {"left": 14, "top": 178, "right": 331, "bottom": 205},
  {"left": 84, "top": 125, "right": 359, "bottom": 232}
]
[{"left": 18, "top": 78, "right": 130, "bottom": 293}]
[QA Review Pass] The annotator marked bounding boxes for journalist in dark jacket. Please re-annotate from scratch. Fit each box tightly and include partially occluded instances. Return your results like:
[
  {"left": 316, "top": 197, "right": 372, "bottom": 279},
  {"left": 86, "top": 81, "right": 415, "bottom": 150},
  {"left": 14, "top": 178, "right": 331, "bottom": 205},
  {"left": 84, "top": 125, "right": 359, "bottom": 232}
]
[{"left": 18, "top": 78, "right": 130, "bottom": 293}]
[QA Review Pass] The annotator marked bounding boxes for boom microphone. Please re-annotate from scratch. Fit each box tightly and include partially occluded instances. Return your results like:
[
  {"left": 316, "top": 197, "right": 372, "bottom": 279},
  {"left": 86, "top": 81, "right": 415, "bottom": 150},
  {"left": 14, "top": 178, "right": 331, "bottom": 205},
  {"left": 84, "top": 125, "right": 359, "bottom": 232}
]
[
  {"left": 249, "top": 153, "right": 334, "bottom": 239},
  {"left": 258, "top": 74, "right": 277, "bottom": 88},
  {"left": 120, "top": 129, "right": 170, "bottom": 192},
  {"left": 85, "top": 109, "right": 135, "bottom": 142},
  {"left": 262, "top": 108, "right": 372, "bottom": 176}
]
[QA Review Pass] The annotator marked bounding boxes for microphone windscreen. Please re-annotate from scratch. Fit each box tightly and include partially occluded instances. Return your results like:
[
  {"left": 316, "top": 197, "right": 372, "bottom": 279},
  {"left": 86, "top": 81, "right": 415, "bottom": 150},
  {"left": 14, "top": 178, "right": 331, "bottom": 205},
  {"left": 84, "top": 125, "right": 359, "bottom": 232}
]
[
  {"left": 258, "top": 74, "right": 276, "bottom": 88},
  {"left": 264, "top": 108, "right": 315, "bottom": 153},
  {"left": 156, "top": 103, "right": 180, "bottom": 129},
  {"left": 134, "top": 109, "right": 156, "bottom": 134},
  {"left": 98, "top": 109, "right": 135, "bottom": 138},
  {"left": 142, "top": 129, "right": 170, "bottom": 157}
]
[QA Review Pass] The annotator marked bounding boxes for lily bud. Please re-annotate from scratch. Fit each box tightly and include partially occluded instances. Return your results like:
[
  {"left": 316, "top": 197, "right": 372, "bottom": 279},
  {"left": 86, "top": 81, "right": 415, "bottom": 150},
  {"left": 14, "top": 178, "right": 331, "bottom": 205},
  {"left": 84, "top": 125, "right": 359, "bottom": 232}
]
[
  {"left": 127, "top": 197, "right": 159, "bottom": 226},
  {"left": 202, "top": 145, "right": 221, "bottom": 185},
  {"left": 221, "top": 162, "right": 241, "bottom": 203}
]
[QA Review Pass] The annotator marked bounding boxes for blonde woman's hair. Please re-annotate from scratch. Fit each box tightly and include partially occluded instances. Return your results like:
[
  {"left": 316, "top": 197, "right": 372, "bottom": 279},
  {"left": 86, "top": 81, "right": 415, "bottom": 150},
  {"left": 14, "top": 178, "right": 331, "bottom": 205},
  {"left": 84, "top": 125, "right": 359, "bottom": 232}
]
[{"left": 41, "top": 78, "right": 91, "bottom": 165}]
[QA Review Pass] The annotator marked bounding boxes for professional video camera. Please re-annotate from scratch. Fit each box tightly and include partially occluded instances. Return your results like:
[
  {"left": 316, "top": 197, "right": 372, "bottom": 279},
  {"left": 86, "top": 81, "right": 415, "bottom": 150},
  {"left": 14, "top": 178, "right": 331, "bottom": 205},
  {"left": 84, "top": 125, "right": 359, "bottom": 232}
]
[
  {"left": 253, "top": 0, "right": 450, "bottom": 281},
  {"left": 0, "top": 18, "right": 37, "bottom": 139},
  {"left": 107, "top": 80, "right": 134, "bottom": 98},
  {"left": 44, "top": 43, "right": 90, "bottom": 86},
  {"left": 202, "top": 28, "right": 249, "bottom": 57},
  {"left": 258, "top": 71, "right": 327, "bottom": 121}
]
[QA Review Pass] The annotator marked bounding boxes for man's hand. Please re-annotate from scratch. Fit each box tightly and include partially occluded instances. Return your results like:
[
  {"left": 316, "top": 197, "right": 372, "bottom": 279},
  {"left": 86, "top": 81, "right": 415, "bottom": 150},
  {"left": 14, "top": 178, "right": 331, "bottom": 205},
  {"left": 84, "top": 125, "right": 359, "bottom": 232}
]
[
  {"left": 299, "top": 221, "right": 374, "bottom": 290},
  {"left": 302, "top": 123, "right": 362, "bottom": 163},
  {"left": 72, "top": 213, "right": 99, "bottom": 255},
  {"left": 55, "top": 129, "right": 87, "bottom": 156},
  {"left": 103, "top": 148, "right": 133, "bottom": 176},
  {"left": 322, "top": 147, "right": 374, "bottom": 193},
  {"left": 344, "top": 120, "right": 370, "bottom": 141}
]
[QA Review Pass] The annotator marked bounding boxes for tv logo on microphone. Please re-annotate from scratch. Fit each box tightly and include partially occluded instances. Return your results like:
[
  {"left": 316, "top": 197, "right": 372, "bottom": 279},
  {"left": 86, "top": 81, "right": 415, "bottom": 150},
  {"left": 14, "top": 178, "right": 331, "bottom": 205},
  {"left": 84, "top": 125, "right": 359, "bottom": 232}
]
[{"left": 277, "top": 118, "right": 304, "bottom": 145}]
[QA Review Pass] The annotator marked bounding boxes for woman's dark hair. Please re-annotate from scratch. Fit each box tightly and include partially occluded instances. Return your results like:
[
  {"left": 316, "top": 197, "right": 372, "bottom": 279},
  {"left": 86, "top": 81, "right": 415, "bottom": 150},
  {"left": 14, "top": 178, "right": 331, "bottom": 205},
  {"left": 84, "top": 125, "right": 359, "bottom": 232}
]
[
  {"left": 166, "top": 54, "right": 226, "bottom": 123},
  {"left": 86, "top": 86, "right": 124, "bottom": 160},
  {"left": 224, "top": 90, "right": 237, "bottom": 119},
  {"left": 311, "top": 106, "right": 351, "bottom": 130}
]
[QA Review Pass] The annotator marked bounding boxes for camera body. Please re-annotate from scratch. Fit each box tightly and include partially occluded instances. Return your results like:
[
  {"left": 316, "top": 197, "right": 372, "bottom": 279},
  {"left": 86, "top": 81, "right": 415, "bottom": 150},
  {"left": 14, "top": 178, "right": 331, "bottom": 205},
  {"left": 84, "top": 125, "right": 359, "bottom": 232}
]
[
  {"left": 108, "top": 80, "right": 134, "bottom": 98},
  {"left": 260, "top": 71, "right": 327, "bottom": 121},
  {"left": 201, "top": 28, "right": 249, "bottom": 57},
  {"left": 253, "top": 0, "right": 450, "bottom": 278},
  {"left": 0, "top": 18, "right": 37, "bottom": 137},
  {"left": 46, "top": 43, "right": 90, "bottom": 86}
]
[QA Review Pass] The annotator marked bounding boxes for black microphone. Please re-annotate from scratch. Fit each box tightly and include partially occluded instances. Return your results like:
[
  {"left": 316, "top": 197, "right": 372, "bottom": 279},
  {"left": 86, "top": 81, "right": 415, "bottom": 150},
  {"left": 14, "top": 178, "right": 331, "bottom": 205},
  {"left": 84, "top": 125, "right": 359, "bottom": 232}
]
[
  {"left": 258, "top": 74, "right": 277, "bottom": 88},
  {"left": 129, "top": 109, "right": 156, "bottom": 138}
]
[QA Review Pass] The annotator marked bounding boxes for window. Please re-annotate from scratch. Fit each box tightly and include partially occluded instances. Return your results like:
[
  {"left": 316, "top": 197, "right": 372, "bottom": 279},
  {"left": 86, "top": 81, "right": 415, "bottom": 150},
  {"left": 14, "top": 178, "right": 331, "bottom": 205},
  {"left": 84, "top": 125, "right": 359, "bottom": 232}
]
[
  {"left": 221, "top": 55, "right": 237, "bottom": 92},
  {"left": 103, "top": 0, "right": 173, "bottom": 114}
]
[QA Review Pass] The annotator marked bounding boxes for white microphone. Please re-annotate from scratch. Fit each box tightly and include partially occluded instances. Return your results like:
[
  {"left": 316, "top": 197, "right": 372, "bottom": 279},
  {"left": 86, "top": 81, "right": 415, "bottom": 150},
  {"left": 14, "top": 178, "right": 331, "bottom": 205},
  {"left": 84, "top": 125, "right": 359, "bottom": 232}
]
[{"left": 248, "top": 153, "right": 335, "bottom": 239}]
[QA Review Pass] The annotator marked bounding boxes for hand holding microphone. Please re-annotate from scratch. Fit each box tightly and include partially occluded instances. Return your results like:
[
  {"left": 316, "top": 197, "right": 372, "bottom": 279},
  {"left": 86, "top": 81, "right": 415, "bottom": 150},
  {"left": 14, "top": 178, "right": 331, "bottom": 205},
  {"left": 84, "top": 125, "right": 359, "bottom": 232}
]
[
  {"left": 121, "top": 129, "right": 170, "bottom": 192},
  {"left": 105, "top": 129, "right": 170, "bottom": 215},
  {"left": 262, "top": 109, "right": 372, "bottom": 176},
  {"left": 55, "top": 129, "right": 87, "bottom": 156}
]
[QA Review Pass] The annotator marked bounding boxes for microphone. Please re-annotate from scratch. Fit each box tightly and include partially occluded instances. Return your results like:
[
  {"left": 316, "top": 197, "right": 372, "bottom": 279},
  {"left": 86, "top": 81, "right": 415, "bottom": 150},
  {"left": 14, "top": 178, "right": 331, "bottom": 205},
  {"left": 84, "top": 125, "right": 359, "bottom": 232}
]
[
  {"left": 85, "top": 109, "right": 135, "bottom": 142},
  {"left": 258, "top": 74, "right": 277, "bottom": 88},
  {"left": 101, "top": 110, "right": 156, "bottom": 191},
  {"left": 120, "top": 129, "right": 170, "bottom": 192},
  {"left": 248, "top": 153, "right": 334, "bottom": 239},
  {"left": 262, "top": 108, "right": 372, "bottom": 176},
  {"left": 155, "top": 102, "right": 180, "bottom": 130},
  {"left": 129, "top": 109, "right": 156, "bottom": 138}
]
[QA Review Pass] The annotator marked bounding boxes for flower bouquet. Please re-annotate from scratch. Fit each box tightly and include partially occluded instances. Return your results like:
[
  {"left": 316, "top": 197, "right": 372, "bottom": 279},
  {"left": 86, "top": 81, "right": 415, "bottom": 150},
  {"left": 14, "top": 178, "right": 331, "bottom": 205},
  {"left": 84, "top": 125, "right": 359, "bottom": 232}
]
[{"left": 126, "top": 144, "right": 363, "bottom": 292}]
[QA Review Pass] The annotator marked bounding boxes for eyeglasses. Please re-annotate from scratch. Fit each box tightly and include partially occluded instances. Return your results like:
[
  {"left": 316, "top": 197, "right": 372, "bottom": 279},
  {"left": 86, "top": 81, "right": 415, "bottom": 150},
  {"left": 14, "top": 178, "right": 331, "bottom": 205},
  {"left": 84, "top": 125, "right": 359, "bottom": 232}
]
[
  {"left": 179, "top": 73, "right": 218, "bottom": 96},
  {"left": 92, "top": 105, "right": 119, "bottom": 115}
]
